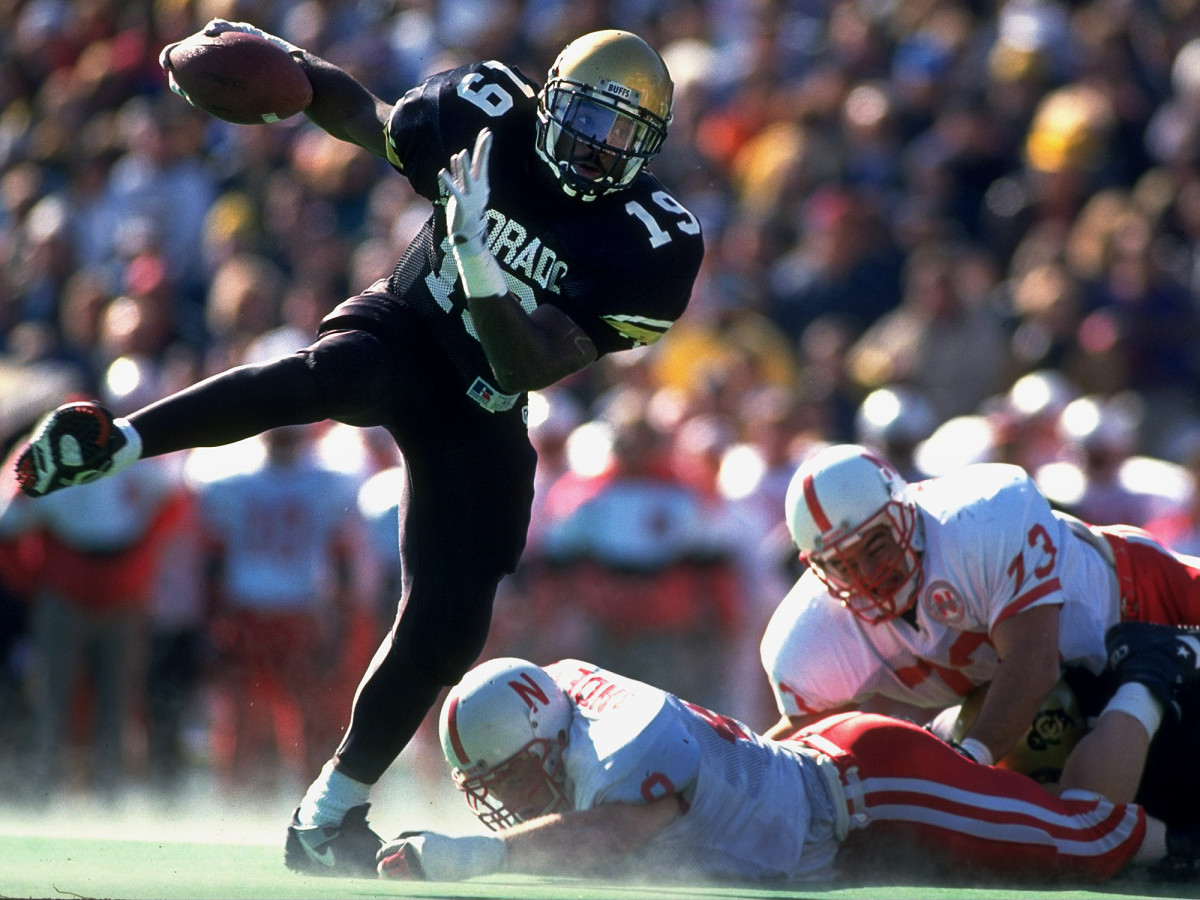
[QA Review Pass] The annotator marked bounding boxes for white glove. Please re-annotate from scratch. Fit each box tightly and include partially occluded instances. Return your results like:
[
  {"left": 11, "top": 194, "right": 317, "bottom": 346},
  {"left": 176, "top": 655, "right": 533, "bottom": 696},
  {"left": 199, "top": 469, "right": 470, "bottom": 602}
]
[
  {"left": 438, "top": 129, "right": 507, "bottom": 299},
  {"left": 202, "top": 18, "right": 305, "bottom": 57},
  {"left": 159, "top": 58, "right": 194, "bottom": 107},
  {"left": 159, "top": 19, "right": 305, "bottom": 106},
  {"left": 376, "top": 831, "right": 506, "bottom": 881}
]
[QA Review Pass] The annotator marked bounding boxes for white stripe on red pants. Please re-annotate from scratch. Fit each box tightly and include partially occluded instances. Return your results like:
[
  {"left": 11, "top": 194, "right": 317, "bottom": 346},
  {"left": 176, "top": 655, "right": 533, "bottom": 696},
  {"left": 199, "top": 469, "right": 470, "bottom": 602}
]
[{"left": 792, "top": 711, "right": 1144, "bottom": 883}]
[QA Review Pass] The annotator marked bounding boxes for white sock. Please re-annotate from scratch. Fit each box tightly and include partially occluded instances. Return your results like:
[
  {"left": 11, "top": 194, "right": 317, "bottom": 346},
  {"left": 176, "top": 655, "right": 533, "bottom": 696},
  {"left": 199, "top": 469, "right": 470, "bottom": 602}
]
[
  {"left": 1101, "top": 682, "right": 1164, "bottom": 741},
  {"left": 296, "top": 761, "right": 372, "bottom": 827},
  {"left": 111, "top": 418, "right": 143, "bottom": 473}
]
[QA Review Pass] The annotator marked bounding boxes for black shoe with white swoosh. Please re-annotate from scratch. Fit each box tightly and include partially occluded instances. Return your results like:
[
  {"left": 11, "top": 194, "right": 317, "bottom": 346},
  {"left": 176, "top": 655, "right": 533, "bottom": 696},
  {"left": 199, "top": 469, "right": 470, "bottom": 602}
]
[
  {"left": 285, "top": 804, "right": 383, "bottom": 877},
  {"left": 1105, "top": 622, "right": 1200, "bottom": 722}
]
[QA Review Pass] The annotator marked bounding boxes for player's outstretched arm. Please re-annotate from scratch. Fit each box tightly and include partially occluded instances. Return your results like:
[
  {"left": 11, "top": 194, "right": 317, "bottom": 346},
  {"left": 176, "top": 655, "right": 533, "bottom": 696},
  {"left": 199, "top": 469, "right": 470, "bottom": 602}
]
[
  {"left": 295, "top": 52, "right": 393, "bottom": 158},
  {"left": 377, "top": 797, "right": 682, "bottom": 881},
  {"left": 961, "top": 604, "right": 1062, "bottom": 765},
  {"left": 501, "top": 797, "right": 682, "bottom": 876},
  {"left": 165, "top": 19, "right": 392, "bottom": 157}
]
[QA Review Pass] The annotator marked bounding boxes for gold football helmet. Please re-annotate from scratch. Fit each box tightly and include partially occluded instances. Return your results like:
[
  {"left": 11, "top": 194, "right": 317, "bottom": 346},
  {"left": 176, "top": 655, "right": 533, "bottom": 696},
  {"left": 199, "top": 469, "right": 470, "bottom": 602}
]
[{"left": 536, "top": 30, "right": 673, "bottom": 199}]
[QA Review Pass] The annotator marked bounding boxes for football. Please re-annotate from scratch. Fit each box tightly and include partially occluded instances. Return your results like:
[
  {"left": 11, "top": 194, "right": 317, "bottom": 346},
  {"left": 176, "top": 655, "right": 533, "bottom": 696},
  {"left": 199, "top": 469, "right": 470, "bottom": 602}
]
[{"left": 164, "top": 31, "right": 312, "bottom": 125}]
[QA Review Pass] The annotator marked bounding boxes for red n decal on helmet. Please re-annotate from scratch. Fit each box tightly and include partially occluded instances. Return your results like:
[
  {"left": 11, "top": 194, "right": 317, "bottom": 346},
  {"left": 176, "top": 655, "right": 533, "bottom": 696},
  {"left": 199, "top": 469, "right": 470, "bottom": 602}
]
[{"left": 510, "top": 673, "right": 551, "bottom": 709}]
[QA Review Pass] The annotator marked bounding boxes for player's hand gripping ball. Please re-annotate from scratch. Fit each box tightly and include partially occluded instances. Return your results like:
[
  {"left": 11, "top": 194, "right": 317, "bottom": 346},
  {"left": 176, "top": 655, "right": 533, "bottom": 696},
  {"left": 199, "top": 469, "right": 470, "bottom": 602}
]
[{"left": 160, "top": 24, "right": 312, "bottom": 125}]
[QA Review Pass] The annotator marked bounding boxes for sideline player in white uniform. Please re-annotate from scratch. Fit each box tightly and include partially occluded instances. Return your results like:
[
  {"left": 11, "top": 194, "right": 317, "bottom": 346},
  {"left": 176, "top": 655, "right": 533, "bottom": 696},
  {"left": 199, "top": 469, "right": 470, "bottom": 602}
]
[
  {"left": 760, "top": 444, "right": 1200, "bottom": 803},
  {"left": 195, "top": 424, "right": 367, "bottom": 782},
  {"left": 372, "top": 656, "right": 1198, "bottom": 884}
]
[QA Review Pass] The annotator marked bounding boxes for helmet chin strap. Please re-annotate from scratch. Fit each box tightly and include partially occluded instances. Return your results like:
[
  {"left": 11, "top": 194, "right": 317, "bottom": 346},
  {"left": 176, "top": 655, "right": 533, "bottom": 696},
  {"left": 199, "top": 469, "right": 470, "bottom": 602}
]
[
  {"left": 895, "top": 516, "right": 926, "bottom": 623},
  {"left": 909, "top": 503, "right": 926, "bottom": 553},
  {"left": 892, "top": 573, "right": 923, "bottom": 626},
  {"left": 885, "top": 510, "right": 926, "bottom": 624}
]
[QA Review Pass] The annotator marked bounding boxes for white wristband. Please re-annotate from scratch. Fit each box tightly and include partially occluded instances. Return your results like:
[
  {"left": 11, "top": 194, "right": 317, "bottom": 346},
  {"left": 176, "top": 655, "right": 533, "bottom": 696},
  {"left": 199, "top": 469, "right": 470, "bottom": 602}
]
[
  {"left": 409, "top": 832, "right": 507, "bottom": 881},
  {"left": 1101, "top": 682, "right": 1164, "bottom": 740},
  {"left": 957, "top": 737, "right": 994, "bottom": 766},
  {"left": 451, "top": 240, "right": 507, "bottom": 299},
  {"left": 110, "top": 418, "right": 144, "bottom": 476}
]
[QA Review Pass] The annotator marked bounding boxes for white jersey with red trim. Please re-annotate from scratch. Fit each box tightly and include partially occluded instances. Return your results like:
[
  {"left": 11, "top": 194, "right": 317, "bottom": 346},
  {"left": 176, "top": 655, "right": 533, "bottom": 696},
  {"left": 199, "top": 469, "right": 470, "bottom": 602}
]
[
  {"left": 761, "top": 464, "right": 1120, "bottom": 717},
  {"left": 544, "top": 659, "right": 843, "bottom": 881},
  {"left": 198, "top": 456, "right": 363, "bottom": 611}
]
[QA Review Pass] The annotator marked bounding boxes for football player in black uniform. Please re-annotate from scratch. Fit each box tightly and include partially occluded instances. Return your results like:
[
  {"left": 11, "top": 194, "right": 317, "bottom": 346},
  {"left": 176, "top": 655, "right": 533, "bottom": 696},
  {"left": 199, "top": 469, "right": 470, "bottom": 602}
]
[{"left": 10, "top": 20, "right": 703, "bottom": 876}]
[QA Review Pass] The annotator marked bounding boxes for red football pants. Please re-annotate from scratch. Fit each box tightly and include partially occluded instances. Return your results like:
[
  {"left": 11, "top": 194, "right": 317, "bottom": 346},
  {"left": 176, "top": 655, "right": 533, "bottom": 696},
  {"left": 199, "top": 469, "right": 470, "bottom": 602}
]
[
  {"left": 210, "top": 610, "right": 334, "bottom": 785},
  {"left": 1099, "top": 524, "right": 1200, "bottom": 624},
  {"left": 791, "top": 712, "right": 1145, "bottom": 883}
]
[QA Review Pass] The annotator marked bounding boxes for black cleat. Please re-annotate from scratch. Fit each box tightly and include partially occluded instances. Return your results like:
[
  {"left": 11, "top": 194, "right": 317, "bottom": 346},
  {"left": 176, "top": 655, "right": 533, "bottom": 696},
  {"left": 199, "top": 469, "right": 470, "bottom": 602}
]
[
  {"left": 285, "top": 804, "right": 383, "bottom": 878},
  {"left": 1105, "top": 622, "right": 1200, "bottom": 721},
  {"left": 14, "top": 401, "right": 127, "bottom": 497}
]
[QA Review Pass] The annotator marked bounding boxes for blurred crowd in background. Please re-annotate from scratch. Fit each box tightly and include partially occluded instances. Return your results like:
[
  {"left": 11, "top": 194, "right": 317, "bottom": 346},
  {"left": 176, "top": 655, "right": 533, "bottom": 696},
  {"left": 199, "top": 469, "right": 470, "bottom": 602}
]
[{"left": 4, "top": 0, "right": 1200, "bottom": 809}]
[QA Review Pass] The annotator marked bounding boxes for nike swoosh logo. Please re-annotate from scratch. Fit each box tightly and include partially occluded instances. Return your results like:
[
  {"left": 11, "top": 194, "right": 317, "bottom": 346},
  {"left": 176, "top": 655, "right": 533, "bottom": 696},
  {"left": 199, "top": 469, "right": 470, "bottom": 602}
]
[{"left": 296, "top": 830, "right": 336, "bottom": 867}]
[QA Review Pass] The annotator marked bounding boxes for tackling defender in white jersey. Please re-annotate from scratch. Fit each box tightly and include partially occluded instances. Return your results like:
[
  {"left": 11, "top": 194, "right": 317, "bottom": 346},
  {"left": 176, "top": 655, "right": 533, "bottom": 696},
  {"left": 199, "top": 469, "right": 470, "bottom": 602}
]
[
  {"left": 372, "top": 656, "right": 1199, "bottom": 884},
  {"left": 760, "top": 444, "right": 1200, "bottom": 805}
]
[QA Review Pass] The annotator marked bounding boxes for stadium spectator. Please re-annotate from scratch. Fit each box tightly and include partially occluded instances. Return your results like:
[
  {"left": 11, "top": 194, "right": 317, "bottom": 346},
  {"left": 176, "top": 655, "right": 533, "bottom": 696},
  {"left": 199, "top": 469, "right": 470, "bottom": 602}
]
[
  {"left": 765, "top": 186, "right": 904, "bottom": 343},
  {"left": 1035, "top": 393, "right": 1189, "bottom": 528},
  {"left": 846, "top": 239, "right": 1012, "bottom": 422},
  {"left": 373, "top": 653, "right": 1200, "bottom": 885},
  {"left": 104, "top": 96, "right": 216, "bottom": 303},
  {"left": 0, "top": 372, "right": 181, "bottom": 804},
  {"left": 793, "top": 312, "right": 863, "bottom": 443},
  {"left": 1001, "top": 259, "right": 1089, "bottom": 379},
  {"left": 1078, "top": 206, "right": 1199, "bottom": 447},
  {"left": 201, "top": 252, "right": 288, "bottom": 370},
  {"left": 537, "top": 395, "right": 741, "bottom": 711}
]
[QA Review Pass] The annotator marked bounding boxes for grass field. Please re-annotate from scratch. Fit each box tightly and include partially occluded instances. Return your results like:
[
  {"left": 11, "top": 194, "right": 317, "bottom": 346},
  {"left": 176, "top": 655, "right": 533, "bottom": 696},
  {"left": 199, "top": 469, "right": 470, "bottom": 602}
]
[
  {"left": 4, "top": 830, "right": 1199, "bottom": 900},
  {"left": 2, "top": 761, "right": 1197, "bottom": 900}
]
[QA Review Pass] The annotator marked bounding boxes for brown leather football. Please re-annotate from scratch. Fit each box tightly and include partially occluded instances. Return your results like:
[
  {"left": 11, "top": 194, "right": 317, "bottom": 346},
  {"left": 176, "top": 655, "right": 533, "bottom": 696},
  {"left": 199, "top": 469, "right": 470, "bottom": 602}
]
[{"left": 164, "top": 30, "right": 312, "bottom": 125}]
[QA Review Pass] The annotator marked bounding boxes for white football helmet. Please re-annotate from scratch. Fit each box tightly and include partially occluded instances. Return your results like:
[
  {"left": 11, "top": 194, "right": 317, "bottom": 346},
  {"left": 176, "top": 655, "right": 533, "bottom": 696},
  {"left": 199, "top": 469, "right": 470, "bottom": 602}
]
[
  {"left": 784, "top": 444, "right": 924, "bottom": 623},
  {"left": 536, "top": 30, "right": 673, "bottom": 199},
  {"left": 439, "top": 657, "right": 573, "bottom": 830}
]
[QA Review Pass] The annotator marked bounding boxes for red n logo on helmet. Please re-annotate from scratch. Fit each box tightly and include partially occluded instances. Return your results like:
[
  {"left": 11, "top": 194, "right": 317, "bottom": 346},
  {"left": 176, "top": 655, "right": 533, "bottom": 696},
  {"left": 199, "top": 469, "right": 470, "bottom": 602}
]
[{"left": 509, "top": 673, "right": 550, "bottom": 710}]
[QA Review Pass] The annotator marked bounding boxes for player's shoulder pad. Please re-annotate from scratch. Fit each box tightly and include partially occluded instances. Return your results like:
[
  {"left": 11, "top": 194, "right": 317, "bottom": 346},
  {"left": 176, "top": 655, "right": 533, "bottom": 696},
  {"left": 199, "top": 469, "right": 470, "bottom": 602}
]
[
  {"left": 761, "top": 575, "right": 859, "bottom": 667},
  {"left": 585, "top": 174, "right": 704, "bottom": 342},
  {"left": 625, "top": 171, "right": 705, "bottom": 249},
  {"left": 917, "top": 462, "right": 1040, "bottom": 520},
  {"left": 385, "top": 59, "right": 538, "bottom": 194}
]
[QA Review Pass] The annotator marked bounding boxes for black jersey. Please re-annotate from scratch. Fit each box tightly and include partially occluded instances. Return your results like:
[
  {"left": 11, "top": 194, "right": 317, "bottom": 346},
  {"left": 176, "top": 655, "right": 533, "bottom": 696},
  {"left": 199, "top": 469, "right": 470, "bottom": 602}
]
[{"left": 321, "top": 59, "right": 703, "bottom": 412}]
